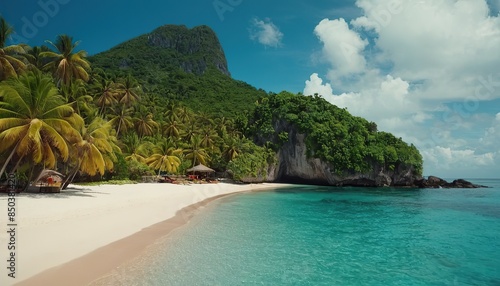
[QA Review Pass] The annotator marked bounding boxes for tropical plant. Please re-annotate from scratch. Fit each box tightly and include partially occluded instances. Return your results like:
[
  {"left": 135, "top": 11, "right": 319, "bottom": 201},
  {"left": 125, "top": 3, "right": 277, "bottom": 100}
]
[
  {"left": 0, "top": 71, "right": 83, "bottom": 179},
  {"left": 0, "top": 17, "right": 27, "bottom": 81},
  {"left": 134, "top": 112, "right": 159, "bottom": 138},
  {"left": 41, "top": 34, "right": 91, "bottom": 86},
  {"left": 116, "top": 74, "right": 141, "bottom": 107},
  {"left": 184, "top": 135, "right": 209, "bottom": 167},
  {"left": 108, "top": 105, "right": 133, "bottom": 137},
  {"left": 145, "top": 140, "right": 182, "bottom": 175}
]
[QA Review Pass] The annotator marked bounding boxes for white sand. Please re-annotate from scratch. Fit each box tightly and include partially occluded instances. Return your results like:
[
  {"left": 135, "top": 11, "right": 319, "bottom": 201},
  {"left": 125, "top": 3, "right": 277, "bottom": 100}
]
[{"left": 0, "top": 182, "right": 286, "bottom": 285}]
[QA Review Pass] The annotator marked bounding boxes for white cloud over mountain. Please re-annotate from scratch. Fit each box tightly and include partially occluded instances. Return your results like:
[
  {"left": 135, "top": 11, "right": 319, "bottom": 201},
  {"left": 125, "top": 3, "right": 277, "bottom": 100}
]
[
  {"left": 304, "top": 0, "right": 500, "bottom": 177},
  {"left": 249, "top": 18, "right": 283, "bottom": 48}
]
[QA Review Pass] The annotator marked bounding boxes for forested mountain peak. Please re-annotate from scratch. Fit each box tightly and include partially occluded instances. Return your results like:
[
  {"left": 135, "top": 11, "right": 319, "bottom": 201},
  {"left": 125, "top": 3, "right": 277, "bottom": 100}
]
[{"left": 91, "top": 24, "right": 230, "bottom": 76}]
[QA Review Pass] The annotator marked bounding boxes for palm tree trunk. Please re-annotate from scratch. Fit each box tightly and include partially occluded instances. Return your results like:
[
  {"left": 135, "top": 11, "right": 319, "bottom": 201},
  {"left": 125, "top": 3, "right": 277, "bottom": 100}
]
[
  {"left": 116, "top": 119, "right": 122, "bottom": 137},
  {"left": 0, "top": 141, "right": 21, "bottom": 180},
  {"left": 62, "top": 162, "right": 81, "bottom": 190}
]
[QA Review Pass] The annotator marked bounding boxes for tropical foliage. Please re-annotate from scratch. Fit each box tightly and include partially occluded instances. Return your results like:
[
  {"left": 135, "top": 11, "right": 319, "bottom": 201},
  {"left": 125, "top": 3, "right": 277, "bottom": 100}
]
[{"left": 0, "top": 19, "right": 423, "bottom": 189}]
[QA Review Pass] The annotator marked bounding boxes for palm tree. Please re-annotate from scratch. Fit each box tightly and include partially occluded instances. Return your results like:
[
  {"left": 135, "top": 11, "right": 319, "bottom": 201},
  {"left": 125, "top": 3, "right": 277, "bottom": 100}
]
[
  {"left": 184, "top": 135, "right": 209, "bottom": 167},
  {"left": 73, "top": 117, "right": 119, "bottom": 176},
  {"left": 223, "top": 135, "right": 250, "bottom": 162},
  {"left": 0, "top": 71, "right": 83, "bottom": 178},
  {"left": 200, "top": 125, "right": 218, "bottom": 150},
  {"left": 146, "top": 140, "right": 182, "bottom": 175},
  {"left": 61, "top": 117, "right": 119, "bottom": 188},
  {"left": 108, "top": 105, "right": 133, "bottom": 137},
  {"left": 162, "top": 117, "right": 182, "bottom": 139},
  {"left": 41, "top": 34, "right": 90, "bottom": 86},
  {"left": 116, "top": 74, "right": 141, "bottom": 107},
  {"left": 134, "top": 112, "right": 159, "bottom": 138},
  {"left": 24, "top": 45, "right": 49, "bottom": 70},
  {"left": 60, "top": 78, "right": 93, "bottom": 117},
  {"left": 0, "top": 17, "right": 27, "bottom": 81},
  {"left": 120, "top": 133, "right": 153, "bottom": 163},
  {"left": 93, "top": 77, "right": 119, "bottom": 115}
]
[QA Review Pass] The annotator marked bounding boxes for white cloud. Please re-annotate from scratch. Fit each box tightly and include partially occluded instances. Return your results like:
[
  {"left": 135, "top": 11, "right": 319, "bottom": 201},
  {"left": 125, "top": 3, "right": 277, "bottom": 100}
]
[
  {"left": 249, "top": 18, "right": 283, "bottom": 48},
  {"left": 304, "top": 0, "right": 500, "bottom": 177},
  {"left": 314, "top": 18, "right": 368, "bottom": 77}
]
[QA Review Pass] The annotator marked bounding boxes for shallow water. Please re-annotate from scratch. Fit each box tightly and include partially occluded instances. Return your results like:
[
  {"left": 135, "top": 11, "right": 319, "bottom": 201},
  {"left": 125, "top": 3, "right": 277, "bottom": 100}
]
[{"left": 103, "top": 179, "right": 500, "bottom": 285}]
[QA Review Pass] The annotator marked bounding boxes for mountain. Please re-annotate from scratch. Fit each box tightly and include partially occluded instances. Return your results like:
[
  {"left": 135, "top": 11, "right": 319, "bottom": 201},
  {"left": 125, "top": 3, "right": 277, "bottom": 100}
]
[
  {"left": 89, "top": 24, "right": 424, "bottom": 186},
  {"left": 89, "top": 25, "right": 266, "bottom": 117}
]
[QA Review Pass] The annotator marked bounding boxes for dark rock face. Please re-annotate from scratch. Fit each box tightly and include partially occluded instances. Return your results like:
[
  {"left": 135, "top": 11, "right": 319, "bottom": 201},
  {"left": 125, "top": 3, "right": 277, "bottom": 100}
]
[
  {"left": 416, "top": 177, "right": 488, "bottom": 188},
  {"left": 146, "top": 25, "right": 230, "bottom": 76},
  {"left": 248, "top": 120, "right": 422, "bottom": 187},
  {"left": 245, "top": 121, "right": 488, "bottom": 189}
]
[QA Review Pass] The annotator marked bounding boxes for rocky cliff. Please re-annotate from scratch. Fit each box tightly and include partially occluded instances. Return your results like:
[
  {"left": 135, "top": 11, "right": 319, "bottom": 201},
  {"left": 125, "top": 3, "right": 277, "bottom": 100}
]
[{"left": 247, "top": 120, "right": 421, "bottom": 187}]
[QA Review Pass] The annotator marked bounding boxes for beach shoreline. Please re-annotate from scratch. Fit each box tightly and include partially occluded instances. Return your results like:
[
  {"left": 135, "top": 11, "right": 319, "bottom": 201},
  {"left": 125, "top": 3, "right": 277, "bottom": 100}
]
[{"left": 0, "top": 182, "right": 289, "bottom": 286}]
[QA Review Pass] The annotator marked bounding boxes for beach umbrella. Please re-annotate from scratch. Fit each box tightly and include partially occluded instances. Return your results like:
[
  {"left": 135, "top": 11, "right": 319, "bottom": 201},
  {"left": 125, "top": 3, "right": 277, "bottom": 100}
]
[{"left": 186, "top": 164, "right": 215, "bottom": 173}]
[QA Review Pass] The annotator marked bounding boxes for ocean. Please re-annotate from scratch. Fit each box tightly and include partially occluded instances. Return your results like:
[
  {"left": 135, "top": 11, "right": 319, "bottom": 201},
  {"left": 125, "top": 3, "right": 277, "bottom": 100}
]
[{"left": 101, "top": 179, "right": 500, "bottom": 285}]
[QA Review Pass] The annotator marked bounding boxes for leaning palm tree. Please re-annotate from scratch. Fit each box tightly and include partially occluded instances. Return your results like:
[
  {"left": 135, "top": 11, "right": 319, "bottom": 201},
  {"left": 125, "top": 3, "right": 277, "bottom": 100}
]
[
  {"left": 74, "top": 117, "right": 119, "bottom": 176},
  {"left": 0, "top": 17, "right": 27, "bottom": 81},
  {"left": 0, "top": 71, "right": 83, "bottom": 179},
  {"left": 145, "top": 140, "right": 182, "bottom": 175},
  {"left": 62, "top": 117, "right": 120, "bottom": 188},
  {"left": 41, "top": 34, "right": 90, "bottom": 86}
]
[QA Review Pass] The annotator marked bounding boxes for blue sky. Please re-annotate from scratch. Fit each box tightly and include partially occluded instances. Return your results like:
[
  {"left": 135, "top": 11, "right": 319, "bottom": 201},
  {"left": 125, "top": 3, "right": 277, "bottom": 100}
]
[{"left": 1, "top": 0, "right": 500, "bottom": 178}]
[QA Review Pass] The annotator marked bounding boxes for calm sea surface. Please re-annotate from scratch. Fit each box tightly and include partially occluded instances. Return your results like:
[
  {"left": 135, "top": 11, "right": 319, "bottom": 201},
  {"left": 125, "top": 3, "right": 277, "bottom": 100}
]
[{"left": 102, "top": 179, "right": 500, "bottom": 285}]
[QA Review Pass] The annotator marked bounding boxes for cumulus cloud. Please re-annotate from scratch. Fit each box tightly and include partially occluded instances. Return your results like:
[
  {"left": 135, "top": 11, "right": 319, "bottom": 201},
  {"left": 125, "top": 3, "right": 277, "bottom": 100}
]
[
  {"left": 249, "top": 18, "right": 283, "bottom": 48},
  {"left": 314, "top": 18, "right": 368, "bottom": 76},
  {"left": 304, "top": 0, "right": 500, "bottom": 177}
]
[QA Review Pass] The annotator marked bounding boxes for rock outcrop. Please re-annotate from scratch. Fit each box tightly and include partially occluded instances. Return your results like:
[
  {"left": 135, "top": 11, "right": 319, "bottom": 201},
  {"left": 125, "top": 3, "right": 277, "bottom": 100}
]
[
  {"left": 264, "top": 126, "right": 420, "bottom": 187},
  {"left": 244, "top": 121, "right": 487, "bottom": 188},
  {"left": 415, "top": 176, "right": 488, "bottom": 188}
]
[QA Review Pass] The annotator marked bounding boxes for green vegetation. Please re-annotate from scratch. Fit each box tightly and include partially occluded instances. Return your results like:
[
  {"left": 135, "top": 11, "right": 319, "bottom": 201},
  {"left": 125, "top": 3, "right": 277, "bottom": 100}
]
[
  {"left": 246, "top": 92, "right": 423, "bottom": 176},
  {"left": 0, "top": 18, "right": 423, "bottom": 188}
]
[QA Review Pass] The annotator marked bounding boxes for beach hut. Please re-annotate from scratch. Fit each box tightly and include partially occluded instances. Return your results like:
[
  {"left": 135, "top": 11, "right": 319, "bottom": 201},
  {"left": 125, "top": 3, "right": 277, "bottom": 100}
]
[
  {"left": 28, "top": 169, "right": 65, "bottom": 193},
  {"left": 186, "top": 164, "right": 215, "bottom": 180}
]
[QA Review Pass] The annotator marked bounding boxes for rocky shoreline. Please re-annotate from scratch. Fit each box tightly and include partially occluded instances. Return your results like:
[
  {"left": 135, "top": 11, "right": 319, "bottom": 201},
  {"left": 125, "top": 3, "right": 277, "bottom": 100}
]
[{"left": 414, "top": 176, "right": 489, "bottom": 189}]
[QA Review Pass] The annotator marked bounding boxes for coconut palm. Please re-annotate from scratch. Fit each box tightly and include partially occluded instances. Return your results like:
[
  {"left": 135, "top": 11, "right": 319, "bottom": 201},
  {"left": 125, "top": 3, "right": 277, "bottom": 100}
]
[
  {"left": 146, "top": 140, "right": 182, "bottom": 175},
  {"left": 74, "top": 117, "right": 119, "bottom": 176},
  {"left": 0, "top": 17, "right": 27, "bottom": 81},
  {"left": 116, "top": 74, "right": 141, "bottom": 107},
  {"left": 41, "top": 34, "right": 90, "bottom": 86},
  {"left": 223, "top": 135, "right": 250, "bottom": 162},
  {"left": 60, "top": 78, "right": 93, "bottom": 117},
  {"left": 108, "top": 105, "right": 133, "bottom": 137},
  {"left": 134, "top": 112, "right": 159, "bottom": 138},
  {"left": 200, "top": 125, "right": 218, "bottom": 150},
  {"left": 162, "top": 117, "right": 182, "bottom": 138},
  {"left": 93, "top": 77, "right": 119, "bottom": 115},
  {"left": 24, "top": 45, "right": 49, "bottom": 71},
  {"left": 184, "top": 135, "right": 209, "bottom": 167},
  {"left": 0, "top": 71, "right": 83, "bottom": 178},
  {"left": 120, "top": 132, "right": 154, "bottom": 163}
]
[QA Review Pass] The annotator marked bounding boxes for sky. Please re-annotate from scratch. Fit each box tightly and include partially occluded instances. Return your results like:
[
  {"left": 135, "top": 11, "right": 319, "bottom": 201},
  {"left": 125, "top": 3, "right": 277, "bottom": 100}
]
[{"left": 1, "top": 0, "right": 499, "bottom": 178}]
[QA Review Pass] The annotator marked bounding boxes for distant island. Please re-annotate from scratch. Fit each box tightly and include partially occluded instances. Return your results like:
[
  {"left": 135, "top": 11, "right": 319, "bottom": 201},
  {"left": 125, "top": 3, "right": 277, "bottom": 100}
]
[{"left": 1, "top": 18, "right": 480, "bottom": 189}]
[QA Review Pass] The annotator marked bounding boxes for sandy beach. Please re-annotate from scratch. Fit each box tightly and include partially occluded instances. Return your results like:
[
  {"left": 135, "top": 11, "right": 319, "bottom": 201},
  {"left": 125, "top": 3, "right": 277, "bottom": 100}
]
[{"left": 0, "top": 182, "right": 287, "bottom": 286}]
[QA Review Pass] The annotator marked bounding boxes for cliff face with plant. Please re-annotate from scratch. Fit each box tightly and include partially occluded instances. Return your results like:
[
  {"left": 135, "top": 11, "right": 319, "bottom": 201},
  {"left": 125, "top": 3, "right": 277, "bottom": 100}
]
[{"left": 240, "top": 92, "right": 423, "bottom": 186}]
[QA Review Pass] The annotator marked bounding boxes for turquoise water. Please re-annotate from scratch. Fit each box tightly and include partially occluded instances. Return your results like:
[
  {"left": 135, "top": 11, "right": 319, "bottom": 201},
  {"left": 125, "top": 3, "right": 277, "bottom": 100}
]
[{"left": 111, "top": 180, "right": 500, "bottom": 285}]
